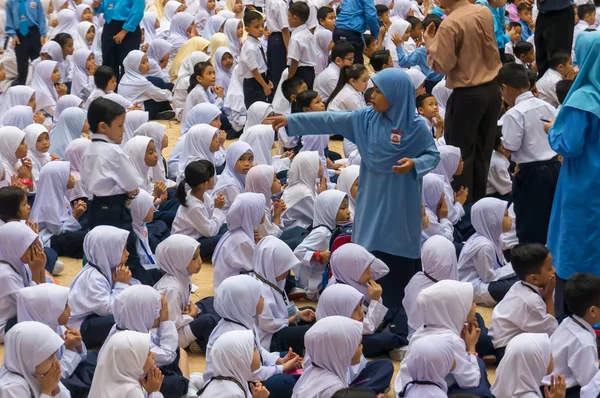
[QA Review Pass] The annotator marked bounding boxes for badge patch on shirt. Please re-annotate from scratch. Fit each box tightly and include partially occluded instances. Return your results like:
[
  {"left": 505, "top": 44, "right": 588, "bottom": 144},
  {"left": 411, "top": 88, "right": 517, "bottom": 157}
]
[
  {"left": 30, "top": 2, "right": 36, "bottom": 8},
  {"left": 390, "top": 130, "right": 403, "bottom": 145}
]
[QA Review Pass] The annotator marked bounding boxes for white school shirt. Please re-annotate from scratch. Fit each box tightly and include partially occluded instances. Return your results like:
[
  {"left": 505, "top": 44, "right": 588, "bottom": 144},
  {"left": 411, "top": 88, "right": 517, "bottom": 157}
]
[
  {"left": 314, "top": 62, "right": 340, "bottom": 103},
  {"left": 239, "top": 36, "right": 268, "bottom": 79},
  {"left": 265, "top": 0, "right": 289, "bottom": 33},
  {"left": 212, "top": 231, "right": 255, "bottom": 289},
  {"left": 486, "top": 150, "right": 512, "bottom": 196},
  {"left": 242, "top": 0, "right": 265, "bottom": 8},
  {"left": 154, "top": 277, "right": 197, "bottom": 348},
  {"left": 171, "top": 191, "right": 227, "bottom": 239},
  {"left": 489, "top": 281, "right": 558, "bottom": 348},
  {"left": 501, "top": 91, "right": 557, "bottom": 164},
  {"left": 182, "top": 85, "right": 224, "bottom": 122},
  {"left": 421, "top": 209, "right": 454, "bottom": 245},
  {"left": 536, "top": 68, "right": 563, "bottom": 108},
  {"left": 287, "top": 24, "right": 317, "bottom": 67},
  {"left": 81, "top": 134, "right": 144, "bottom": 197},
  {"left": 582, "top": 371, "right": 600, "bottom": 398},
  {"left": 541, "top": 315, "right": 599, "bottom": 389},
  {"left": 293, "top": 226, "right": 331, "bottom": 297}
]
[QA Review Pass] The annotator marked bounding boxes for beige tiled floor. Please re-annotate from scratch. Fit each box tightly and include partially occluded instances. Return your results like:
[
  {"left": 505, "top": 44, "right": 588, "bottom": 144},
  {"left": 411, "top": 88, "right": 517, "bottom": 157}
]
[{"left": 0, "top": 120, "right": 496, "bottom": 395}]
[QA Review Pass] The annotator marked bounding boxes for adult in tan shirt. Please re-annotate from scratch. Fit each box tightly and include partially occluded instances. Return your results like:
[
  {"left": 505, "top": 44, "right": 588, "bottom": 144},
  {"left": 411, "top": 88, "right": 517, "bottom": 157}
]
[{"left": 424, "top": 0, "right": 502, "bottom": 202}]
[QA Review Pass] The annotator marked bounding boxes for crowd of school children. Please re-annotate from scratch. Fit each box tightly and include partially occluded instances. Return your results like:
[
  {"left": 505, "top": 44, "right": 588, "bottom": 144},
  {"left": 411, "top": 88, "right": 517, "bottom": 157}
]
[{"left": 1, "top": 0, "right": 600, "bottom": 395}]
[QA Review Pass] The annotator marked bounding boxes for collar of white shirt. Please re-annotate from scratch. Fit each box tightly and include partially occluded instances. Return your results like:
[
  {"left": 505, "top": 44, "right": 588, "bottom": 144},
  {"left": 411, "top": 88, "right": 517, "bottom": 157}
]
[
  {"left": 521, "top": 280, "right": 542, "bottom": 295},
  {"left": 571, "top": 314, "right": 596, "bottom": 336},
  {"left": 544, "top": 68, "right": 563, "bottom": 82},
  {"left": 90, "top": 133, "right": 114, "bottom": 144},
  {"left": 514, "top": 91, "right": 535, "bottom": 106},
  {"left": 292, "top": 24, "right": 309, "bottom": 35}
]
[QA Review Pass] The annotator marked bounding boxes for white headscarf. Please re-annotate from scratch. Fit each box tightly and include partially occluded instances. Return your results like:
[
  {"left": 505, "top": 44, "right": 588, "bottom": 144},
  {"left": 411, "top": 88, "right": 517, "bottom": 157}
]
[
  {"left": 403, "top": 334, "right": 455, "bottom": 398},
  {"left": 2, "top": 105, "right": 33, "bottom": 130},
  {"left": 0, "top": 86, "right": 34, "bottom": 124},
  {"left": 0, "top": 321, "right": 65, "bottom": 398},
  {"left": 225, "top": 192, "right": 265, "bottom": 238},
  {"left": 245, "top": 164, "right": 275, "bottom": 207},
  {"left": 128, "top": 189, "right": 155, "bottom": 255},
  {"left": 491, "top": 333, "right": 551, "bottom": 398},
  {"left": 109, "top": 284, "right": 162, "bottom": 338},
  {"left": 459, "top": 197, "right": 508, "bottom": 271},
  {"left": 147, "top": 39, "right": 173, "bottom": 77},
  {"left": 244, "top": 101, "right": 272, "bottom": 134},
  {"left": 75, "top": 21, "right": 93, "bottom": 50},
  {"left": 174, "top": 51, "right": 211, "bottom": 93},
  {"left": 168, "top": 12, "right": 194, "bottom": 50},
  {"left": 281, "top": 151, "right": 320, "bottom": 209},
  {"left": 422, "top": 173, "right": 445, "bottom": 213},
  {"left": 337, "top": 165, "right": 359, "bottom": 217},
  {"left": 182, "top": 102, "right": 221, "bottom": 135},
  {"left": 431, "top": 145, "right": 461, "bottom": 184},
  {"left": 15, "top": 284, "right": 69, "bottom": 337},
  {"left": 404, "top": 236, "right": 458, "bottom": 333},
  {"left": 75, "top": 3, "right": 91, "bottom": 21},
  {"left": 134, "top": 122, "right": 167, "bottom": 183},
  {"left": 292, "top": 316, "right": 363, "bottom": 398},
  {"left": 123, "top": 135, "right": 153, "bottom": 189},
  {"left": 123, "top": 110, "right": 150, "bottom": 147},
  {"left": 316, "top": 283, "right": 363, "bottom": 320},
  {"left": 30, "top": 161, "right": 74, "bottom": 228},
  {"left": 89, "top": 330, "right": 152, "bottom": 398},
  {"left": 55, "top": 94, "right": 83, "bottom": 120},
  {"left": 214, "top": 274, "right": 262, "bottom": 329},
  {"left": 214, "top": 46, "right": 232, "bottom": 93},
  {"left": 50, "top": 8, "right": 78, "bottom": 38},
  {"left": 119, "top": 51, "right": 156, "bottom": 103},
  {"left": 200, "top": 330, "right": 254, "bottom": 397},
  {"left": 416, "top": 280, "right": 473, "bottom": 336},
  {"left": 213, "top": 141, "right": 252, "bottom": 193},
  {"left": 65, "top": 138, "right": 91, "bottom": 201},
  {"left": 178, "top": 124, "right": 218, "bottom": 177},
  {"left": 71, "top": 48, "right": 94, "bottom": 99},
  {"left": 0, "top": 222, "right": 39, "bottom": 303},
  {"left": 312, "top": 190, "right": 346, "bottom": 229},
  {"left": 223, "top": 18, "right": 241, "bottom": 58},
  {"left": 0, "top": 126, "right": 26, "bottom": 176},
  {"left": 49, "top": 107, "right": 87, "bottom": 158},
  {"left": 329, "top": 243, "right": 389, "bottom": 303},
  {"left": 103, "top": 93, "right": 133, "bottom": 110},
  {"left": 159, "top": 0, "right": 181, "bottom": 33},
  {"left": 141, "top": 12, "right": 158, "bottom": 45},
  {"left": 392, "top": 0, "right": 413, "bottom": 19},
  {"left": 154, "top": 234, "right": 199, "bottom": 308},
  {"left": 406, "top": 68, "right": 426, "bottom": 91},
  {"left": 239, "top": 125, "right": 274, "bottom": 165},
  {"left": 40, "top": 40, "right": 63, "bottom": 62},
  {"left": 315, "top": 29, "right": 332, "bottom": 74},
  {"left": 31, "top": 60, "right": 59, "bottom": 113},
  {"left": 387, "top": 18, "right": 411, "bottom": 61},
  {"left": 203, "top": 14, "right": 226, "bottom": 40},
  {"left": 24, "top": 124, "right": 52, "bottom": 174},
  {"left": 432, "top": 79, "right": 452, "bottom": 117}
]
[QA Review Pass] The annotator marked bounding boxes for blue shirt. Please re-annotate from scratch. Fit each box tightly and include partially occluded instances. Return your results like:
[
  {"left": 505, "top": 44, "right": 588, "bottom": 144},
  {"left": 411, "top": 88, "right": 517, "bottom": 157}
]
[
  {"left": 476, "top": 0, "right": 509, "bottom": 49},
  {"left": 520, "top": 19, "right": 534, "bottom": 41},
  {"left": 396, "top": 47, "right": 444, "bottom": 83},
  {"left": 5, "top": 0, "right": 47, "bottom": 37},
  {"left": 95, "top": 0, "right": 145, "bottom": 32},
  {"left": 334, "top": 0, "right": 380, "bottom": 39}
]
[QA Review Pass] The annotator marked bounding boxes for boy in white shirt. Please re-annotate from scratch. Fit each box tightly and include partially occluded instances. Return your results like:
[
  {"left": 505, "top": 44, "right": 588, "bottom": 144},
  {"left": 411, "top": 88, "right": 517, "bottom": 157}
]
[
  {"left": 287, "top": 1, "right": 318, "bottom": 89},
  {"left": 265, "top": 0, "right": 291, "bottom": 90},
  {"left": 514, "top": 40, "right": 536, "bottom": 69},
  {"left": 497, "top": 63, "right": 560, "bottom": 245},
  {"left": 574, "top": 4, "right": 597, "bottom": 62},
  {"left": 486, "top": 131, "right": 513, "bottom": 201},
  {"left": 543, "top": 273, "right": 600, "bottom": 397},
  {"left": 537, "top": 51, "right": 575, "bottom": 108},
  {"left": 313, "top": 40, "right": 354, "bottom": 102},
  {"left": 489, "top": 243, "right": 558, "bottom": 361},
  {"left": 417, "top": 93, "right": 445, "bottom": 146}
]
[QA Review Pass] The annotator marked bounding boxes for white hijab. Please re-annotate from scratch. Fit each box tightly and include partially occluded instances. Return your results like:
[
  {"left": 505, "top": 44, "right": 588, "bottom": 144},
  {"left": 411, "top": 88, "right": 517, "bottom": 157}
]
[
  {"left": 213, "top": 141, "right": 252, "bottom": 192},
  {"left": 281, "top": 151, "right": 320, "bottom": 209},
  {"left": 182, "top": 102, "right": 221, "bottom": 136},
  {"left": 75, "top": 4, "right": 91, "bottom": 21},
  {"left": 200, "top": 330, "right": 254, "bottom": 397},
  {"left": 422, "top": 173, "right": 445, "bottom": 213},
  {"left": 0, "top": 86, "right": 34, "bottom": 124},
  {"left": 224, "top": 192, "right": 265, "bottom": 238},
  {"left": 119, "top": 51, "right": 156, "bottom": 103},
  {"left": 223, "top": 18, "right": 241, "bottom": 58},
  {"left": 30, "top": 161, "right": 74, "bottom": 228},
  {"left": 2, "top": 105, "right": 33, "bottom": 130},
  {"left": 128, "top": 189, "right": 155, "bottom": 254},
  {"left": 24, "top": 124, "right": 52, "bottom": 175},
  {"left": 75, "top": 21, "right": 93, "bottom": 50},
  {"left": 55, "top": 94, "right": 83, "bottom": 120},
  {"left": 123, "top": 135, "right": 152, "bottom": 190},
  {"left": 154, "top": 234, "right": 199, "bottom": 308},
  {"left": 337, "top": 165, "right": 359, "bottom": 217},
  {"left": 202, "top": 14, "right": 226, "bottom": 40},
  {"left": 16, "top": 284, "right": 69, "bottom": 335},
  {"left": 406, "top": 68, "right": 426, "bottom": 91},
  {"left": 178, "top": 124, "right": 218, "bottom": 177},
  {"left": 315, "top": 29, "right": 332, "bottom": 74},
  {"left": 141, "top": 12, "right": 158, "bottom": 45},
  {"left": 160, "top": 0, "right": 181, "bottom": 32},
  {"left": 214, "top": 47, "right": 232, "bottom": 93},
  {"left": 404, "top": 236, "right": 458, "bottom": 333},
  {"left": 49, "top": 107, "right": 87, "bottom": 158},
  {"left": 103, "top": 93, "right": 133, "bottom": 110},
  {"left": 239, "top": 125, "right": 274, "bottom": 165},
  {"left": 65, "top": 138, "right": 91, "bottom": 201},
  {"left": 0, "top": 126, "right": 26, "bottom": 176},
  {"left": 0, "top": 321, "right": 65, "bottom": 398},
  {"left": 415, "top": 280, "right": 473, "bottom": 337},
  {"left": 40, "top": 39, "right": 63, "bottom": 62},
  {"left": 0, "top": 222, "right": 38, "bottom": 303},
  {"left": 292, "top": 316, "right": 363, "bottom": 398},
  {"left": 168, "top": 12, "right": 194, "bottom": 51},
  {"left": 431, "top": 145, "right": 461, "bottom": 185},
  {"left": 403, "top": 334, "right": 455, "bottom": 398},
  {"left": 316, "top": 283, "right": 363, "bottom": 320},
  {"left": 51, "top": 8, "right": 78, "bottom": 38},
  {"left": 147, "top": 39, "right": 172, "bottom": 77},
  {"left": 386, "top": 18, "right": 411, "bottom": 62},
  {"left": 71, "top": 48, "right": 94, "bottom": 99},
  {"left": 312, "top": 189, "right": 346, "bottom": 229},
  {"left": 329, "top": 243, "right": 389, "bottom": 303},
  {"left": 432, "top": 79, "right": 452, "bottom": 117},
  {"left": 174, "top": 51, "right": 211, "bottom": 93},
  {"left": 244, "top": 101, "right": 272, "bottom": 134},
  {"left": 134, "top": 122, "right": 168, "bottom": 183},
  {"left": 491, "top": 333, "right": 551, "bottom": 398},
  {"left": 89, "top": 330, "right": 152, "bottom": 398},
  {"left": 31, "top": 60, "right": 59, "bottom": 113},
  {"left": 245, "top": 164, "right": 275, "bottom": 207},
  {"left": 123, "top": 110, "right": 150, "bottom": 147}
]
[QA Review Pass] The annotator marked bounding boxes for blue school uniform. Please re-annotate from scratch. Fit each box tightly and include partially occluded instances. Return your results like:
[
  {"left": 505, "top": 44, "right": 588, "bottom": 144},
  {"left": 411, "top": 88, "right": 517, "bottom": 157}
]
[
  {"left": 93, "top": 0, "right": 144, "bottom": 33},
  {"left": 395, "top": 47, "right": 443, "bottom": 84},
  {"left": 5, "top": 0, "right": 46, "bottom": 37},
  {"left": 476, "top": 0, "right": 510, "bottom": 50},
  {"left": 334, "top": 0, "right": 380, "bottom": 38},
  {"left": 519, "top": 19, "right": 534, "bottom": 41}
]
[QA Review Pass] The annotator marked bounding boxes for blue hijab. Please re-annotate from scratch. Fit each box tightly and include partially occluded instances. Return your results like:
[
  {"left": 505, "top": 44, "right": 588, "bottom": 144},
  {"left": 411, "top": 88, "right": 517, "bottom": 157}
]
[{"left": 555, "top": 31, "right": 600, "bottom": 127}]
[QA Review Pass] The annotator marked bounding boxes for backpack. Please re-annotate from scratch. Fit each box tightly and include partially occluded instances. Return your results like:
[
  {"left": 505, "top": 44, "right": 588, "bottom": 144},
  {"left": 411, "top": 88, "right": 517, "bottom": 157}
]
[{"left": 321, "top": 222, "right": 354, "bottom": 289}]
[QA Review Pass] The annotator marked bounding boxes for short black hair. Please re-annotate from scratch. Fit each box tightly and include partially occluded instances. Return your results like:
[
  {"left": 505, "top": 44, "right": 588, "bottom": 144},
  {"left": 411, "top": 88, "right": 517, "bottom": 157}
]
[
  {"left": 509, "top": 21, "right": 522, "bottom": 30},
  {"left": 416, "top": 93, "right": 434, "bottom": 108},
  {"left": 376, "top": 4, "right": 389, "bottom": 17},
  {"left": 578, "top": 3, "right": 595, "bottom": 19},
  {"left": 331, "top": 40, "right": 355, "bottom": 63},
  {"left": 497, "top": 62, "right": 530, "bottom": 90},
  {"left": 0, "top": 186, "right": 27, "bottom": 222},
  {"left": 243, "top": 9, "right": 263, "bottom": 25},
  {"left": 364, "top": 87, "right": 374, "bottom": 104},
  {"left": 363, "top": 33, "right": 375, "bottom": 48},
  {"left": 331, "top": 388, "right": 377, "bottom": 398},
  {"left": 511, "top": 243, "right": 550, "bottom": 280},
  {"left": 317, "top": 6, "right": 334, "bottom": 22},
  {"left": 289, "top": 1, "right": 310, "bottom": 23},
  {"left": 517, "top": 3, "right": 530, "bottom": 13},
  {"left": 406, "top": 16, "right": 422, "bottom": 29},
  {"left": 556, "top": 79, "right": 574, "bottom": 105},
  {"left": 52, "top": 32, "right": 73, "bottom": 48},
  {"left": 503, "top": 53, "right": 516, "bottom": 64},
  {"left": 295, "top": 90, "right": 319, "bottom": 111},
  {"left": 88, "top": 98, "right": 126, "bottom": 134},
  {"left": 370, "top": 50, "right": 391, "bottom": 72},
  {"left": 422, "top": 14, "right": 442, "bottom": 31},
  {"left": 527, "top": 69, "right": 537, "bottom": 90},
  {"left": 282, "top": 77, "right": 305, "bottom": 102},
  {"left": 514, "top": 41, "right": 534, "bottom": 59},
  {"left": 549, "top": 51, "right": 571, "bottom": 70},
  {"left": 565, "top": 273, "right": 600, "bottom": 317},
  {"left": 93, "top": 65, "right": 117, "bottom": 90}
]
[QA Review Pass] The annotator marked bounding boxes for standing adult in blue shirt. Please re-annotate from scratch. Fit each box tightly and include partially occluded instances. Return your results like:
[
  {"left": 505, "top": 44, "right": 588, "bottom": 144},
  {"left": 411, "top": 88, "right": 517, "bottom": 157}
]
[
  {"left": 92, "top": 0, "right": 144, "bottom": 80},
  {"left": 332, "top": 0, "right": 381, "bottom": 64},
  {"left": 5, "top": 0, "right": 47, "bottom": 85}
]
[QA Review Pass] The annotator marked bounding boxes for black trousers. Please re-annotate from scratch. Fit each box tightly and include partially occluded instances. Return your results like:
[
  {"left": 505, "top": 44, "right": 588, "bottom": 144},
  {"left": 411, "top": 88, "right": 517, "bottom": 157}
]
[
  {"left": 102, "top": 20, "right": 142, "bottom": 80},
  {"left": 243, "top": 74, "right": 270, "bottom": 109},
  {"left": 50, "top": 230, "right": 87, "bottom": 259},
  {"left": 370, "top": 251, "right": 421, "bottom": 309},
  {"left": 145, "top": 76, "right": 173, "bottom": 119},
  {"left": 294, "top": 66, "right": 315, "bottom": 90},
  {"left": 513, "top": 157, "right": 561, "bottom": 245},
  {"left": 445, "top": 80, "right": 502, "bottom": 202},
  {"left": 332, "top": 28, "right": 364, "bottom": 65},
  {"left": 534, "top": 6, "right": 575, "bottom": 78},
  {"left": 267, "top": 32, "right": 287, "bottom": 91},
  {"left": 13, "top": 26, "right": 41, "bottom": 85}
]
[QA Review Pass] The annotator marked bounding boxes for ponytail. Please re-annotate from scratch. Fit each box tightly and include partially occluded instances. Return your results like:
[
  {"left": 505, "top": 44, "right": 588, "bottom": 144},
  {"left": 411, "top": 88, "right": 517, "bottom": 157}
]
[
  {"left": 177, "top": 178, "right": 188, "bottom": 206},
  {"left": 178, "top": 159, "right": 216, "bottom": 207},
  {"left": 326, "top": 64, "right": 368, "bottom": 109},
  {"left": 188, "top": 61, "right": 213, "bottom": 93}
]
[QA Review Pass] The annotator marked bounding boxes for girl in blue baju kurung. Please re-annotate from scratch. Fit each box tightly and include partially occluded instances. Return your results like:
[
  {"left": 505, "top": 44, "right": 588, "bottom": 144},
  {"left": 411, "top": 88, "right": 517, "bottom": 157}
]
[{"left": 267, "top": 68, "right": 440, "bottom": 309}]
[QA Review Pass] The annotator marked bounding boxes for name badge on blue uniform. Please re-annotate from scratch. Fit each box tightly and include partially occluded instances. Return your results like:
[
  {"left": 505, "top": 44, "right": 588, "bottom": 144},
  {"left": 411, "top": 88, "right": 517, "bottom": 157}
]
[
  {"left": 30, "top": 2, "right": 36, "bottom": 8},
  {"left": 390, "top": 130, "right": 403, "bottom": 145}
]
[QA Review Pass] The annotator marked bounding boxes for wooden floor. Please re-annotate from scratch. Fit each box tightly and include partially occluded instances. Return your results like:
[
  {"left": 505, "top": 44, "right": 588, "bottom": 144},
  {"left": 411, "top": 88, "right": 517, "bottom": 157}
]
[{"left": 0, "top": 120, "right": 497, "bottom": 395}]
